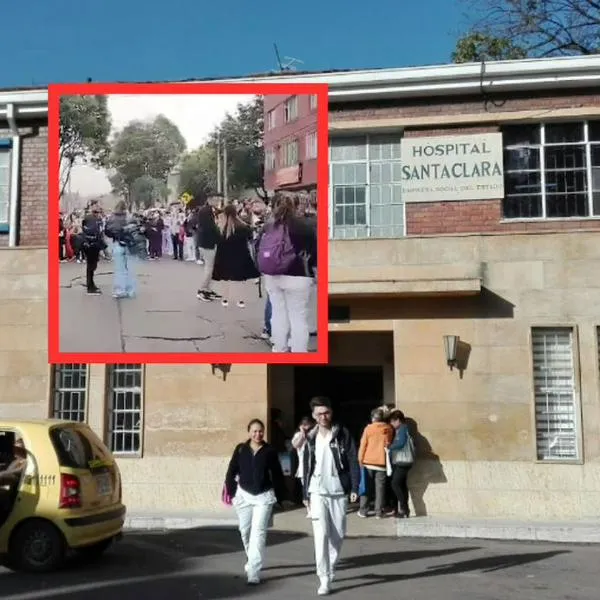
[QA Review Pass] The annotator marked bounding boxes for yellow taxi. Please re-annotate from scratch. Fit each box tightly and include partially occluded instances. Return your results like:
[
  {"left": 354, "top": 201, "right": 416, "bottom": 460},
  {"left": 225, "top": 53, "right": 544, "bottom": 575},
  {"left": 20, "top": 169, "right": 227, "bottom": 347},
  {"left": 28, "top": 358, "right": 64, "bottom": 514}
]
[{"left": 0, "top": 419, "right": 126, "bottom": 572}]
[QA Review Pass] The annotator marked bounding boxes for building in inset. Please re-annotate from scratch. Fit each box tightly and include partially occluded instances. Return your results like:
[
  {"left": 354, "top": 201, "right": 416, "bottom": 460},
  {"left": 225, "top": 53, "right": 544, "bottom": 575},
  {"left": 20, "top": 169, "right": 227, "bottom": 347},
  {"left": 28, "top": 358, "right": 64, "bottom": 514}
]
[
  {"left": 3, "top": 57, "right": 600, "bottom": 522},
  {"left": 263, "top": 93, "right": 318, "bottom": 194}
]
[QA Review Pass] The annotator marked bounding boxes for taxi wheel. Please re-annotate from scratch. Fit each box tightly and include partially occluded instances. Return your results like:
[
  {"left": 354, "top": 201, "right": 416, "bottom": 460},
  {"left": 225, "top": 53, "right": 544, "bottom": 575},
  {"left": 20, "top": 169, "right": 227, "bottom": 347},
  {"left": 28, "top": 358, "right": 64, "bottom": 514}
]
[{"left": 10, "top": 519, "right": 66, "bottom": 573}]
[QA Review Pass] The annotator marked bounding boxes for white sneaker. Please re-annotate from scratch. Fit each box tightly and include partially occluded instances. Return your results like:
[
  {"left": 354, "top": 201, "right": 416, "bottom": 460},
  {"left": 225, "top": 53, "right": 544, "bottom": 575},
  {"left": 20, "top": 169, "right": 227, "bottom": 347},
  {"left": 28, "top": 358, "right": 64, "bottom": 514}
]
[
  {"left": 244, "top": 563, "right": 249, "bottom": 573},
  {"left": 317, "top": 577, "right": 331, "bottom": 595}
]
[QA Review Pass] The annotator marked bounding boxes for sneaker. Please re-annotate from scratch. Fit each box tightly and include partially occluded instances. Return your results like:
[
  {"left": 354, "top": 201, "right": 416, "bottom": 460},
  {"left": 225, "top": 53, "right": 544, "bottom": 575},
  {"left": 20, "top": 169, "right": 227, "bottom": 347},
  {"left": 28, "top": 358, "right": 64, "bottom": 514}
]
[
  {"left": 237, "top": 300, "right": 245, "bottom": 308},
  {"left": 87, "top": 288, "right": 102, "bottom": 295},
  {"left": 221, "top": 299, "right": 229, "bottom": 307},
  {"left": 357, "top": 511, "right": 368, "bottom": 518},
  {"left": 260, "top": 329, "right": 271, "bottom": 340},
  {"left": 317, "top": 577, "right": 331, "bottom": 595},
  {"left": 197, "top": 291, "right": 212, "bottom": 302},
  {"left": 208, "top": 290, "right": 222, "bottom": 299},
  {"left": 244, "top": 563, "right": 249, "bottom": 574},
  {"left": 196, "top": 259, "right": 205, "bottom": 265}
]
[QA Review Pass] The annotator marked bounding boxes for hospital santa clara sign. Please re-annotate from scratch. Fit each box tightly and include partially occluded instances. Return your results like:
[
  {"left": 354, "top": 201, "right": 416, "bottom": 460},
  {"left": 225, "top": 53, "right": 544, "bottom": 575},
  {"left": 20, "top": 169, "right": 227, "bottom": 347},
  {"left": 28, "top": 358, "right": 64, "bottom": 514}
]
[{"left": 400, "top": 133, "right": 504, "bottom": 202}]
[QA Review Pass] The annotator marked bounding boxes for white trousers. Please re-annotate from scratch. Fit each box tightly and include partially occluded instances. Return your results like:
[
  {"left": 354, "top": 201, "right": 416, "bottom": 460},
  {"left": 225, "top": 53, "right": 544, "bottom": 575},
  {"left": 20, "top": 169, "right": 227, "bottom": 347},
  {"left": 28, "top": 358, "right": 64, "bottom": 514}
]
[
  {"left": 310, "top": 493, "right": 347, "bottom": 579},
  {"left": 307, "top": 278, "right": 318, "bottom": 334},
  {"left": 264, "top": 275, "right": 312, "bottom": 353},
  {"left": 234, "top": 496, "right": 274, "bottom": 579},
  {"left": 183, "top": 236, "right": 196, "bottom": 261}
]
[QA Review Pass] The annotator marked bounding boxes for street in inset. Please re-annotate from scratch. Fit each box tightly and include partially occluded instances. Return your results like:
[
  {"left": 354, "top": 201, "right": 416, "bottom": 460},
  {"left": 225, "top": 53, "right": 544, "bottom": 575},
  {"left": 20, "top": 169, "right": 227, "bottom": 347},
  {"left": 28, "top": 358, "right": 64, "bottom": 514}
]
[
  {"left": 59, "top": 260, "right": 291, "bottom": 354},
  {"left": 1, "top": 526, "right": 598, "bottom": 600}
]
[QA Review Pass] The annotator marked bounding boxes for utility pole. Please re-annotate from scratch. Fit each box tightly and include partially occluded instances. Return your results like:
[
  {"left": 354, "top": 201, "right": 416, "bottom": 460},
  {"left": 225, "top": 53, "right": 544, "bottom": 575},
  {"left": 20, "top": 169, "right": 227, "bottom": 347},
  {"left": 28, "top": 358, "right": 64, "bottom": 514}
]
[{"left": 216, "top": 130, "right": 222, "bottom": 194}]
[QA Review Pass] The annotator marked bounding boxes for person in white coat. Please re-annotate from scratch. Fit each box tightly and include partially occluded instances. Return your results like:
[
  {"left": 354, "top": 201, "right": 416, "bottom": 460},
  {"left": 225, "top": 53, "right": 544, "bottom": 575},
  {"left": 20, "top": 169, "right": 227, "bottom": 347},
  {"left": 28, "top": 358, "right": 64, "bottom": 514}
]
[{"left": 301, "top": 397, "right": 360, "bottom": 596}]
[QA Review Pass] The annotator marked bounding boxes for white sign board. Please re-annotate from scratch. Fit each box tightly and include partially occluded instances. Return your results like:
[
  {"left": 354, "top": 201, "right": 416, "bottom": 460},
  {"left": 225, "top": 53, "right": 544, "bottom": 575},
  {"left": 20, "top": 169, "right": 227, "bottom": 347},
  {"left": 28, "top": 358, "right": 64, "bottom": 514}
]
[{"left": 400, "top": 132, "right": 504, "bottom": 202}]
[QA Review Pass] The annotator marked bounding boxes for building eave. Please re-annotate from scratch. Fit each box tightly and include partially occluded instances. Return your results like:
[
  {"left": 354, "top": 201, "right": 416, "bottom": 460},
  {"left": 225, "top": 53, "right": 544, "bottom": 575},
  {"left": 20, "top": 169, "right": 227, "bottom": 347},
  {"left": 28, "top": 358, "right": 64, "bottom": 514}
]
[
  {"left": 195, "top": 56, "right": 600, "bottom": 102},
  {"left": 0, "top": 89, "right": 48, "bottom": 121}
]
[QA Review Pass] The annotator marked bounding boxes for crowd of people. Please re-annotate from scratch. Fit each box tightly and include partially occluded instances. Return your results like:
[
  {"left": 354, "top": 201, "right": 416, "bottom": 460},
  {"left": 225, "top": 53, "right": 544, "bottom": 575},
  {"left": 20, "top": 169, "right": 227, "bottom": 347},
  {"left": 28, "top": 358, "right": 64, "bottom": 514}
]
[
  {"left": 59, "top": 192, "right": 319, "bottom": 353},
  {"left": 223, "top": 400, "right": 415, "bottom": 595}
]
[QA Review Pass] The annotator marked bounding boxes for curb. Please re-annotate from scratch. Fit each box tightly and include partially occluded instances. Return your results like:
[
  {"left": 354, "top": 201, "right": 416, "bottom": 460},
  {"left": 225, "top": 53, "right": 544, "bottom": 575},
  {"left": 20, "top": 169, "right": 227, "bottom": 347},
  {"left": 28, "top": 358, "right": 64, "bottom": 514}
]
[
  {"left": 125, "top": 515, "right": 238, "bottom": 530},
  {"left": 396, "top": 518, "right": 600, "bottom": 544}
]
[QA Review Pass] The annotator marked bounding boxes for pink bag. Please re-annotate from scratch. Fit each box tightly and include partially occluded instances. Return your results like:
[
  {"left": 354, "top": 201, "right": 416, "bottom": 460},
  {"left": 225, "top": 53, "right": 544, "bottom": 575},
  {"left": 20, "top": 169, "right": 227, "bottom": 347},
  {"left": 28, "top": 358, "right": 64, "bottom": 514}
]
[{"left": 221, "top": 484, "right": 233, "bottom": 506}]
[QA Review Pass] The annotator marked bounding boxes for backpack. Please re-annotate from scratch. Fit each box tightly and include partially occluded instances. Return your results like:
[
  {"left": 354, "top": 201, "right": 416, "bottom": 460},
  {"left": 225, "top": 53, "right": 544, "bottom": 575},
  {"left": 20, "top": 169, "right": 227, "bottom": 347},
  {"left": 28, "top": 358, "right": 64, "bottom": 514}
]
[{"left": 257, "top": 223, "right": 296, "bottom": 275}]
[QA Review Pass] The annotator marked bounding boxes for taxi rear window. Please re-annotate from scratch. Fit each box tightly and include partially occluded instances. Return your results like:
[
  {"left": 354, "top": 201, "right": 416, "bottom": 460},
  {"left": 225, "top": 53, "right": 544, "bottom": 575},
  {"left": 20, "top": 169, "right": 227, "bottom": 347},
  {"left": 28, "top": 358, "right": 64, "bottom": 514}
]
[{"left": 49, "top": 427, "right": 112, "bottom": 470}]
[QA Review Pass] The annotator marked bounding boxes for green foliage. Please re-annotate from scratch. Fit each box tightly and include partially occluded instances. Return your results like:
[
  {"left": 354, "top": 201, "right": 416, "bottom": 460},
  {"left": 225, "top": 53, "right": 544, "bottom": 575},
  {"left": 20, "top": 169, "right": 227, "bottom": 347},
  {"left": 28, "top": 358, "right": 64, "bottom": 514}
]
[
  {"left": 110, "top": 114, "right": 186, "bottom": 202},
  {"left": 130, "top": 175, "right": 169, "bottom": 209},
  {"left": 452, "top": 32, "right": 527, "bottom": 63},
  {"left": 178, "top": 146, "right": 219, "bottom": 205},
  {"left": 59, "top": 95, "right": 111, "bottom": 197},
  {"left": 453, "top": 0, "right": 600, "bottom": 61}
]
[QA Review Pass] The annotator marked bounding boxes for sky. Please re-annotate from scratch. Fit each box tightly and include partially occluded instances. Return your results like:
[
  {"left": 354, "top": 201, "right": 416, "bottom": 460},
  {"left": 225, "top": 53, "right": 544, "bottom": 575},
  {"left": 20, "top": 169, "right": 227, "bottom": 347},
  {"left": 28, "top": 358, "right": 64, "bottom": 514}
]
[
  {"left": 3, "top": 0, "right": 467, "bottom": 87},
  {"left": 69, "top": 94, "right": 252, "bottom": 196}
]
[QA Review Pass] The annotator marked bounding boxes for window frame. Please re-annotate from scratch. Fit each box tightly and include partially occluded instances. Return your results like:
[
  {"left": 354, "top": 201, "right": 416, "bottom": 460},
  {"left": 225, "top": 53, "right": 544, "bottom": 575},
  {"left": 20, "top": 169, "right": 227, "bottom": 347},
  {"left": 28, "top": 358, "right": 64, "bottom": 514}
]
[
  {"left": 105, "top": 364, "right": 145, "bottom": 458},
  {"left": 265, "top": 148, "right": 276, "bottom": 171},
  {"left": 48, "top": 364, "right": 89, "bottom": 423},
  {"left": 266, "top": 109, "right": 276, "bottom": 131},
  {"left": 284, "top": 96, "right": 298, "bottom": 123},
  {"left": 305, "top": 131, "right": 318, "bottom": 160},
  {"left": 0, "top": 139, "right": 12, "bottom": 233},
  {"left": 502, "top": 120, "right": 600, "bottom": 221},
  {"left": 328, "top": 133, "right": 406, "bottom": 240},
  {"left": 280, "top": 139, "right": 299, "bottom": 168},
  {"left": 529, "top": 325, "right": 583, "bottom": 465},
  {"left": 309, "top": 94, "right": 318, "bottom": 111}
]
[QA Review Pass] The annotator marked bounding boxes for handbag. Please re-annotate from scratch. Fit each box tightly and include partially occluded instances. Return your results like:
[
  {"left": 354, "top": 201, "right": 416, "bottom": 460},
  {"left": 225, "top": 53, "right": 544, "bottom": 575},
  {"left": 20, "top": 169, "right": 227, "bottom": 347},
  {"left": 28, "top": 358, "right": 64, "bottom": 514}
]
[{"left": 391, "top": 435, "right": 416, "bottom": 466}]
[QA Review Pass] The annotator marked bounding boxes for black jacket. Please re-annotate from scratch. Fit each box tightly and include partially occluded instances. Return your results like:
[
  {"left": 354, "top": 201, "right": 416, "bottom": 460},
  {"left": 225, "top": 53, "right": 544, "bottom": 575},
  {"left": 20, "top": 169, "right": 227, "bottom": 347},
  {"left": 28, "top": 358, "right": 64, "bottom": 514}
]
[
  {"left": 301, "top": 424, "right": 360, "bottom": 501},
  {"left": 225, "top": 441, "right": 286, "bottom": 504}
]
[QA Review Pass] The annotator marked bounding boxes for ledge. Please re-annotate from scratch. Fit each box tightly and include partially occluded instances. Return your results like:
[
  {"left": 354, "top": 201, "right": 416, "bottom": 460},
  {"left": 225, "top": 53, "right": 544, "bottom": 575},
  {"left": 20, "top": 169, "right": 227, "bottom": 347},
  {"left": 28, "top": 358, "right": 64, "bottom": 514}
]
[{"left": 329, "top": 278, "right": 481, "bottom": 297}]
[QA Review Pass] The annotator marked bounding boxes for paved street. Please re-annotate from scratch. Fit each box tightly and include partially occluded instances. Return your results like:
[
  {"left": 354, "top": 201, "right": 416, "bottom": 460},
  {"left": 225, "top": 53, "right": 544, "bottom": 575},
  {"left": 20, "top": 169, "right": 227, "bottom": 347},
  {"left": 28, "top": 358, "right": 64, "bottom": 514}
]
[
  {"left": 1, "top": 526, "right": 598, "bottom": 600},
  {"left": 59, "top": 258, "right": 305, "bottom": 354}
]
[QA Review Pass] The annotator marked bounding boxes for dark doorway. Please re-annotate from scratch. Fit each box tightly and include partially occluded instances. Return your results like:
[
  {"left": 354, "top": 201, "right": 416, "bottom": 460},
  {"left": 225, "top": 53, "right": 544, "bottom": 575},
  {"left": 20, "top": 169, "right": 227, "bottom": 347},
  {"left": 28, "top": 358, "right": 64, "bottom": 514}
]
[{"left": 293, "top": 366, "right": 384, "bottom": 443}]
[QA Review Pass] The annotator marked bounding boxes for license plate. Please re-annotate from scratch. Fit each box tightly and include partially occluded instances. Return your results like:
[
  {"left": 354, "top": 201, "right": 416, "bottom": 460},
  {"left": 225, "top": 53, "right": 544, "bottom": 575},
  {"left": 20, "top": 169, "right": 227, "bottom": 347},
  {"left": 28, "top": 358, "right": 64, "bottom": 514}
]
[{"left": 95, "top": 473, "right": 112, "bottom": 496}]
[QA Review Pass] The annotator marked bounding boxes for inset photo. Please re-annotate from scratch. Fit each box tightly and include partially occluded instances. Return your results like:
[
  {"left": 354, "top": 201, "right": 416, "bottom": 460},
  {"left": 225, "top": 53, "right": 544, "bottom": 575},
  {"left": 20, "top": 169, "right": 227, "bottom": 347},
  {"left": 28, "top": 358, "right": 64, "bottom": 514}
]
[{"left": 48, "top": 83, "right": 328, "bottom": 364}]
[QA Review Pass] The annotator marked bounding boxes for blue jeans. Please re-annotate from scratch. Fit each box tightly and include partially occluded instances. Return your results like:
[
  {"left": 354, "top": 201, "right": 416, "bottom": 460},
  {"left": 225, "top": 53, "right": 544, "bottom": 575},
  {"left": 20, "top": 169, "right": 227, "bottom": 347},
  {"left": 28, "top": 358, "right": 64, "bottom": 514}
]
[
  {"left": 264, "top": 295, "right": 272, "bottom": 335},
  {"left": 112, "top": 242, "right": 137, "bottom": 297}
]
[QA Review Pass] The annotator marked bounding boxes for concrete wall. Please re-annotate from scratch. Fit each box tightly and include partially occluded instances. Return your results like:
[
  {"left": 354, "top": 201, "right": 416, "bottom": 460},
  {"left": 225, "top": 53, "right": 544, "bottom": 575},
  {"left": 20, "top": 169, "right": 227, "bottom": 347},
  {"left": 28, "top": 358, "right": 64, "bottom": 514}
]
[{"left": 330, "top": 230, "right": 600, "bottom": 519}]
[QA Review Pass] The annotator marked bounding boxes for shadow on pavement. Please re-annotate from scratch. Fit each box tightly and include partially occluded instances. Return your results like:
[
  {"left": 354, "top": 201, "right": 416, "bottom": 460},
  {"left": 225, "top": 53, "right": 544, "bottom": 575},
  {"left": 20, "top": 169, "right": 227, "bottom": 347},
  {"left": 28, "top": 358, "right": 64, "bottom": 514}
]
[
  {"left": 335, "top": 549, "right": 570, "bottom": 593},
  {"left": 0, "top": 527, "right": 307, "bottom": 600}
]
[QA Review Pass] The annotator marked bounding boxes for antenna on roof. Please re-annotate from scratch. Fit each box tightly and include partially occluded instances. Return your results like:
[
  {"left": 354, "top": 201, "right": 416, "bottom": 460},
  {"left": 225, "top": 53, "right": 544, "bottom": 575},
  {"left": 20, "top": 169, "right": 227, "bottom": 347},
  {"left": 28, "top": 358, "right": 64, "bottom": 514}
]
[
  {"left": 273, "top": 43, "right": 284, "bottom": 71},
  {"left": 281, "top": 56, "right": 304, "bottom": 71}
]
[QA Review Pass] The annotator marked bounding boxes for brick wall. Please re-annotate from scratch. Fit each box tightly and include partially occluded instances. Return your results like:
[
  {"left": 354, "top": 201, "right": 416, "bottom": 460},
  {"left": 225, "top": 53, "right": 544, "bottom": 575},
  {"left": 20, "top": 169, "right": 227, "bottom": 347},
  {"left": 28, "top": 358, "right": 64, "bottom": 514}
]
[{"left": 0, "top": 119, "right": 48, "bottom": 248}]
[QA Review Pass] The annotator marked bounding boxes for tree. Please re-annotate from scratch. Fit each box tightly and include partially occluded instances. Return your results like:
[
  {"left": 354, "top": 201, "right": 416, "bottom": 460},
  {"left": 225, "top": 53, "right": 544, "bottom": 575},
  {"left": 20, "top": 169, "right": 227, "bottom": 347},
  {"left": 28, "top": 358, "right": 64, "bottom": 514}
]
[
  {"left": 178, "top": 146, "right": 219, "bottom": 206},
  {"left": 130, "top": 175, "right": 169, "bottom": 210},
  {"left": 110, "top": 114, "right": 186, "bottom": 205},
  {"left": 59, "top": 95, "right": 111, "bottom": 199},
  {"left": 208, "top": 96, "right": 267, "bottom": 199},
  {"left": 452, "top": 32, "right": 527, "bottom": 62},
  {"left": 453, "top": 0, "right": 600, "bottom": 62}
]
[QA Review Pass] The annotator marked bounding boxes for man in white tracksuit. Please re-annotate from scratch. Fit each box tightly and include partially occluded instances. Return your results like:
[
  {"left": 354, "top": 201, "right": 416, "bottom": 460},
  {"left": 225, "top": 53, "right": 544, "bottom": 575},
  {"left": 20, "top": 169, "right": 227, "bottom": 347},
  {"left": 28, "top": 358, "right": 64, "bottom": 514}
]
[{"left": 302, "top": 396, "right": 360, "bottom": 596}]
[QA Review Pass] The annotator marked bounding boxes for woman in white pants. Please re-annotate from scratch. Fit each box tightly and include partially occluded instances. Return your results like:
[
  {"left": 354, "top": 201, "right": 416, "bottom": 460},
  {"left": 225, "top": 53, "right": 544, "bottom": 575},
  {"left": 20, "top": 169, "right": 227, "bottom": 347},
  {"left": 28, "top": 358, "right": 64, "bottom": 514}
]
[
  {"left": 258, "top": 194, "right": 318, "bottom": 353},
  {"left": 224, "top": 419, "right": 286, "bottom": 585}
]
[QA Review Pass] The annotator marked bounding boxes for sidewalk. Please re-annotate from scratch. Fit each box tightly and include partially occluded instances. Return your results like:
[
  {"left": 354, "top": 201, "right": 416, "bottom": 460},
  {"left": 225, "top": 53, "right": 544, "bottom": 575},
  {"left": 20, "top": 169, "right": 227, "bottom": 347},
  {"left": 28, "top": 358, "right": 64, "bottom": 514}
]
[{"left": 123, "top": 509, "right": 600, "bottom": 543}]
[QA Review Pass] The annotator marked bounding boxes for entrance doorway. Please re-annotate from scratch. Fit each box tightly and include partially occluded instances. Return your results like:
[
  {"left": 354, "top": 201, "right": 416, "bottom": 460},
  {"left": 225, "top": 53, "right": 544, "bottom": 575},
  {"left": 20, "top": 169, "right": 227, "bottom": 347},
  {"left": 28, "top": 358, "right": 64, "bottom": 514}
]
[{"left": 293, "top": 366, "right": 384, "bottom": 442}]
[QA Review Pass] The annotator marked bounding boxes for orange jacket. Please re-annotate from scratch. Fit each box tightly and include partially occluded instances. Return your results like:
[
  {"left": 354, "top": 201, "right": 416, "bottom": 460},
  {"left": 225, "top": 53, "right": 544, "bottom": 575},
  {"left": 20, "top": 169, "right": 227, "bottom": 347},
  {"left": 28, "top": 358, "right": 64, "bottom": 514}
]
[{"left": 358, "top": 422, "right": 394, "bottom": 468}]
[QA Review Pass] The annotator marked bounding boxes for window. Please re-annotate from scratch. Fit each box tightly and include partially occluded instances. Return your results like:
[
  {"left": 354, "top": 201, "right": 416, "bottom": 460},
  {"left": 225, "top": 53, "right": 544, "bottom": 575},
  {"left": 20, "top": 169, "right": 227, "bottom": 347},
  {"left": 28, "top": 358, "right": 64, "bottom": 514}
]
[
  {"left": 306, "top": 131, "right": 317, "bottom": 160},
  {"left": 50, "top": 364, "right": 88, "bottom": 422},
  {"left": 309, "top": 95, "right": 318, "bottom": 111},
  {"left": 265, "top": 148, "right": 276, "bottom": 171},
  {"left": 329, "top": 134, "right": 404, "bottom": 239},
  {"left": 0, "top": 141, "right": 11, "bottom": 229},
  {"left": 106, "top": 364, "right": 143, "bottom": 455},
  {"left": 284, "top": 96, "right": 298, "bottom": 122},
  {"left": 531, "top": 328, "right": 579, "bottom": 461},
  {"left": 503, "top": 120, "right": 600, "bottom": 219},
  {"left": 266, "top": 109, "right": 276, "bottom": 131},
  {"left": 281, "top": 139, "right": 299, "bottom": 168}
]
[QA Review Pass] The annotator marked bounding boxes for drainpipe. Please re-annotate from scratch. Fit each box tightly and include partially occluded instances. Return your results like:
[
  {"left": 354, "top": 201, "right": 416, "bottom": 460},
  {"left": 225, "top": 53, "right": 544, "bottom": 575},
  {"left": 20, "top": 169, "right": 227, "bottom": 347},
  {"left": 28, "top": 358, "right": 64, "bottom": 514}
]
[{"left": 6, "top": 103, "right": 21, "bottom": 247}]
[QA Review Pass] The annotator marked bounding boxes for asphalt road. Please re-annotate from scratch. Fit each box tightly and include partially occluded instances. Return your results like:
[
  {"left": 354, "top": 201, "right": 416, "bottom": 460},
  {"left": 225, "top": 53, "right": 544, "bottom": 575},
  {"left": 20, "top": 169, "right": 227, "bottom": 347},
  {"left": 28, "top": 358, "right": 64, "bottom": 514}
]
[
  {"left": 1, "top": 526, "right": 598, "bottom": 600},
  {"left": 59, "top": 258, "right": 273, "bottom": 354}
]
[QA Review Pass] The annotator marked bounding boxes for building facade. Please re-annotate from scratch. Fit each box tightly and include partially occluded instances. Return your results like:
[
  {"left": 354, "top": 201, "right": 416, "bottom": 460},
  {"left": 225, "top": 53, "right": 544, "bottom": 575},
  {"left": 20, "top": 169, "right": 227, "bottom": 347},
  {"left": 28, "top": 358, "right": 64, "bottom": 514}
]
[
  {"left": 263, "top": 93, "right": 318, "bottom": 193},
  {"left": 3, "top": 57, "right": 600, "bottom": 520}
]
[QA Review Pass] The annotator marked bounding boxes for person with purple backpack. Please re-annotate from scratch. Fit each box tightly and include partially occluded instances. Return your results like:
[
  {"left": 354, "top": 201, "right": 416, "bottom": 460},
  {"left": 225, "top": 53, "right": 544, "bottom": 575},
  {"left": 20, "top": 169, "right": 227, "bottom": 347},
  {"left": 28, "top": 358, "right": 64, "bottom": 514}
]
[{"left": 256, "top": 193, "right": 317, "bottom": 353}]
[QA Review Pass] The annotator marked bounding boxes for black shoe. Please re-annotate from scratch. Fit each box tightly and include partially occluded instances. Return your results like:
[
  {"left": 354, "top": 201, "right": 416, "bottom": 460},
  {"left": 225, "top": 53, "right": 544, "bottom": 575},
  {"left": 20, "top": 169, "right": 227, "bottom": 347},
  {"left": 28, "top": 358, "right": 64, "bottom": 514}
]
[
  {"left": 196, "top": 291, "right": 212, "bottom": 302},
  {"left": 87, "top": 288, "right": 102, "bottom": 295},
  {"left": 208, "top": 290, "right": 222, "bottom": 299}
]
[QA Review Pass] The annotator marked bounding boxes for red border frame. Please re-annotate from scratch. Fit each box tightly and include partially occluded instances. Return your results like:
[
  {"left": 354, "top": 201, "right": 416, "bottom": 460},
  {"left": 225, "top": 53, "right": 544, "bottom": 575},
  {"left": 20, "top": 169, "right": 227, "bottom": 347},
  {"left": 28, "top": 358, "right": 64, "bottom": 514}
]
[{"left": 48, "top": 82, "right": 329, "bottom": 365}]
